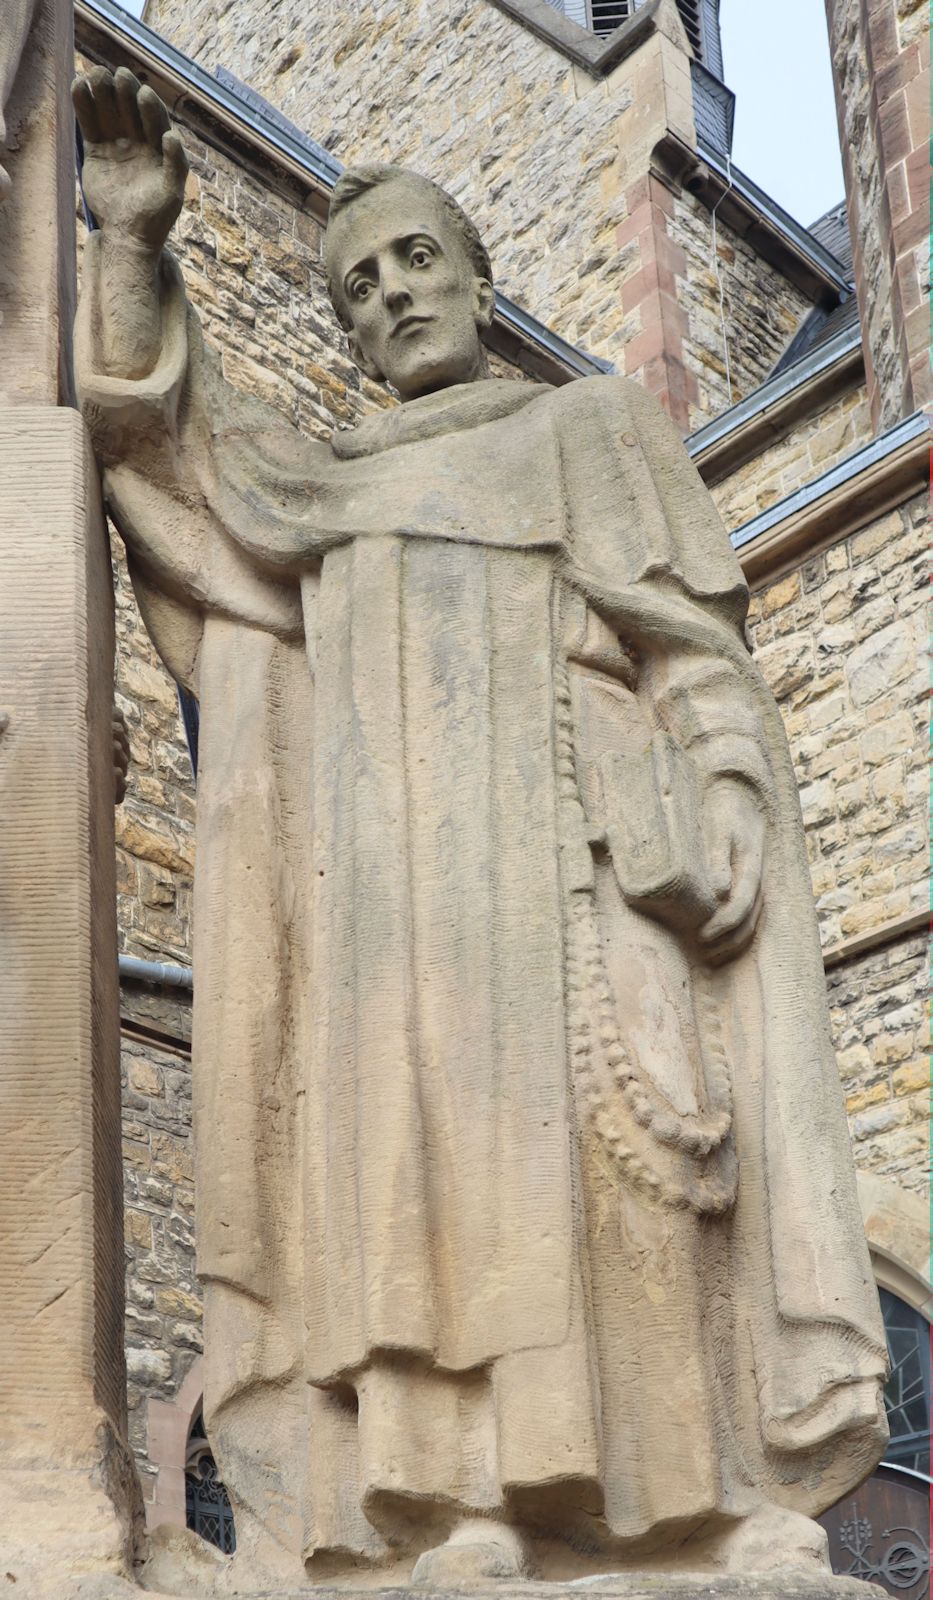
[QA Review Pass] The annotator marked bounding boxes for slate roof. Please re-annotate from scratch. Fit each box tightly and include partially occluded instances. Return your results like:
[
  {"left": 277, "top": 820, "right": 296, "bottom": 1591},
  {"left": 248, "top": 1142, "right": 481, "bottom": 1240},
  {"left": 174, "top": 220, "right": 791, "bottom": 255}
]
[
  {"left": 808, "top": 199, "right": 853, "bottom": 276},
  {"left": 769, "top": 200, "right": 860, "bottom": 377}
]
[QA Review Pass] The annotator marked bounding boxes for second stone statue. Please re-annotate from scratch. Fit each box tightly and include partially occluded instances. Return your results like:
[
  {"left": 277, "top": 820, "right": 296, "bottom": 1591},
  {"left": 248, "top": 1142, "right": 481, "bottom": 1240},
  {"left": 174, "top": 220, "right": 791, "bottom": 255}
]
[{"left": 74, "top": 65, "right": 888, "bottom": 1597}]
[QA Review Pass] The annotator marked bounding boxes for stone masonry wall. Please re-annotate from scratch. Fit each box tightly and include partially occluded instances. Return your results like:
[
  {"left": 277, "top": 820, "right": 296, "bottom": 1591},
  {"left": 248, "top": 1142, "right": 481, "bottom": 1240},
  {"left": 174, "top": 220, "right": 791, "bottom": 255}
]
[
  {"left": 748, "top": 491, "right": 927, "bottom": 952},
  {"left": 746, "top": 492, "right": 928, "bottom": 1186},
  {"left": 143, "top": 0, "right": 815, "bottom": 423},
  {"left": 667, "top": 187, "right": 810, "bottom": 424},
  {"left": 709, "top": 382, "right": 873, "bottom": 529},
  {"left": 114, "top": 548, "right": 194, "bottom": 964},
  {"left": 120, "top": 1027, "right": 198, "bottom": 1508},
  {"left": 145, "top": 0, "right": 641, "bottom": 354},
  {"left": 824, "top": 0, "right": 930, "bottom": 424},
  {"left": 829, "top": 933, "right": 928, "bottom": 1193}
]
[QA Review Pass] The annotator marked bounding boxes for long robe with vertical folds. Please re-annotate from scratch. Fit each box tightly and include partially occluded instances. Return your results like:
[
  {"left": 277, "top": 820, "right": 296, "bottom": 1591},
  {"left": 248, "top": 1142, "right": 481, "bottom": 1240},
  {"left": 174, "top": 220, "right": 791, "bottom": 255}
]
[{"left": 77, "top": 236, "right": 887, "bottom": 1572}]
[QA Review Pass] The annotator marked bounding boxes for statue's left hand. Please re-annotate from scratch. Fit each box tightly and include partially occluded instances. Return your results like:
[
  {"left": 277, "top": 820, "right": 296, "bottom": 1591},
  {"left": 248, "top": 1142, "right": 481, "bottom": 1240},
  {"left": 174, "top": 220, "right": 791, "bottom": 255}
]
[{"left": 697, "top": 779, "right": 765, "bottom": 964}]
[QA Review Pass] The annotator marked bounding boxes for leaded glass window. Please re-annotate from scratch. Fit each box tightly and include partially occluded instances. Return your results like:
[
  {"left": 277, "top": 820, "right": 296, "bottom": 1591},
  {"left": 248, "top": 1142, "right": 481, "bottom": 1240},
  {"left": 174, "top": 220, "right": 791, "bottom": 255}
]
[
  {"left": 185, "top": 1410, "right": 236, "bottom": 1554},
  {"left": 881, "top": 1288, "right": 931, "bottom": 1474}
]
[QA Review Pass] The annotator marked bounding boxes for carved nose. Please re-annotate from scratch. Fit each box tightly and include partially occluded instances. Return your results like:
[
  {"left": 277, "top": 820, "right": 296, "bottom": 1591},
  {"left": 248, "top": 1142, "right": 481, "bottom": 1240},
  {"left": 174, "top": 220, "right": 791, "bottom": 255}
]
[{"left": 383, "top": 280, "right": 412, "bottom": 313}]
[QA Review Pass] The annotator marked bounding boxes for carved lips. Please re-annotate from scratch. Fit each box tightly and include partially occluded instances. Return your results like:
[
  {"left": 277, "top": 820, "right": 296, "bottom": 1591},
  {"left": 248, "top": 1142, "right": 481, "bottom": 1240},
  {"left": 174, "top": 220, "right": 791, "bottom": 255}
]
[{"left": 390, "top": 313, "right": 435, "bottom": 339}]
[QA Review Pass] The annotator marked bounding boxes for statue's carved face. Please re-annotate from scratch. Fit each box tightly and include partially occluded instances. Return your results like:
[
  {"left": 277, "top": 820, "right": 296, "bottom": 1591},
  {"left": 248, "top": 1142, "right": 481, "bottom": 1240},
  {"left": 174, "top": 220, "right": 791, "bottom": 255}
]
[{"left": 327, "top": 180, "right": 494, "bottom": 401}]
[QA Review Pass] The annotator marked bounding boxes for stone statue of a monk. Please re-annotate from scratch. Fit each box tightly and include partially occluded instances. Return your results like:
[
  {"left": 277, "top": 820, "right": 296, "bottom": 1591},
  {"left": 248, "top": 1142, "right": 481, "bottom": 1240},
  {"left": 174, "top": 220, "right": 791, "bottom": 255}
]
[{"left": 73, "top": 67, "right": 887, "bottom": 1592}]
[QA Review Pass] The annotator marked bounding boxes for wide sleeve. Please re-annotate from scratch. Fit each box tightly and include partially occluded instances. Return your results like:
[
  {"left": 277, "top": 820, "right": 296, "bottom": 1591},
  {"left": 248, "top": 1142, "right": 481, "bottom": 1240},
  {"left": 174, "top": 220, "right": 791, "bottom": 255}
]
[
  {"left": 75, "top": 235, "right": 304, "bottom": 688},
  {"left": 645, "top": 652, "right": 776, "bottom": 806},
  {"left": 553, "top": 376, "right": 773, "bottom": 795}
]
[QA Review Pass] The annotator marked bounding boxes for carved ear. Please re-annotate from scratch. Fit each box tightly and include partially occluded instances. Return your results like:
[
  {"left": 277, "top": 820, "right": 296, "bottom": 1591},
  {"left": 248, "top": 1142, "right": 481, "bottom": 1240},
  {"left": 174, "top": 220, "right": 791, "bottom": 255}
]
[
  {"left": 348, "top": 333, "right": 385, "bottom": 384},
  {"left": 473, "top": 277, "right": 495, "bottom": 332}
]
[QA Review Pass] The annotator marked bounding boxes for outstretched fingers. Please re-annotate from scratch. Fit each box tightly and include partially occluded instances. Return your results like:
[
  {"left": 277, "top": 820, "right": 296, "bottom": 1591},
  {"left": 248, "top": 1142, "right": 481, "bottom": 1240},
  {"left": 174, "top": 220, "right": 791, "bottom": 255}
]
[
  {"left": 138, "top": 84, "right": 170, "bottom": 154},
  {"left": 72, "top": 75, "right": 102, "bottom": 144},
  {"left": 86, "top": 66, "right": 119, "bottom": 143},
  {"left": 114, "top": 66, "right": 144, "bottom": 143},
  {"left": 161, "top": 129, "right": 189, "bottom": 185}
]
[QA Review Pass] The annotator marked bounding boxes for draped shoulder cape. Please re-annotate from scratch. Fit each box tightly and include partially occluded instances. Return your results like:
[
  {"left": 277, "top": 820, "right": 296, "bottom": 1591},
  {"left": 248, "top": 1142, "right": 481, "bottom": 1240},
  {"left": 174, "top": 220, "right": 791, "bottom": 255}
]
[{"left": 77, "top": 238, "right": 886, "bottom": 1547}]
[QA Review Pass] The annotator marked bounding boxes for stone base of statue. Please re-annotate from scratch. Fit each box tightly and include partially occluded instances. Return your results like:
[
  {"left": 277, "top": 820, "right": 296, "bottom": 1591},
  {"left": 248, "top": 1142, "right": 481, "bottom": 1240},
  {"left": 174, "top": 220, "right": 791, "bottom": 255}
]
[
  {"left": 7, "top": 1520, "right": 889, "bottom": 1599},
  {"left": 39, "top": 1572, "right": 888, "bottom": 1599}
]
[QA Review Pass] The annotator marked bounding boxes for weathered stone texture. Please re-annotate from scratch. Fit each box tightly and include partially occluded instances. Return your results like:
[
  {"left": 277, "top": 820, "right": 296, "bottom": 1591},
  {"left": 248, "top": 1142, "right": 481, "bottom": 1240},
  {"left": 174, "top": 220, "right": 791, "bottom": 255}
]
[
  {"left": 62, "top": 17, "right": 926, "bottom": 1531},
  {"left": 144, "top": 0, "right": 813, "bottom": 421},
  {"left": 120, "top": 1031, "right": 199, "bottom": 1503},
  {"left": 145, "top": 0, "right": 638, "bottom": 357},
  {"left": 667, "top": 189, "right": 810, "bottom": 425},
  {"left": 828, "top": 934, "right": 928, "bottom": 1191},
  {"left": 824, "top": 0, "right": 930, "bottom": 422},
  {"left": 710, "top": 385, "right": 873, "bottom": 528},
  {"left": 0, "top": 403, "right": 139, "bottom": 1577},
  {"left": 77, "top": 107, "right": 404, "bottom": 1488},
  {"left": 77, "top": 102, "right": 405, "bottom": 966},
  {"left": 74, "top": 96, "right": 526, "bottom": 1501},
  {"left": 747, "top": 492, "right": 927, "bottom": 953},
  {"left": 114, "top": 543, "right": 195, "bottom": 963}
]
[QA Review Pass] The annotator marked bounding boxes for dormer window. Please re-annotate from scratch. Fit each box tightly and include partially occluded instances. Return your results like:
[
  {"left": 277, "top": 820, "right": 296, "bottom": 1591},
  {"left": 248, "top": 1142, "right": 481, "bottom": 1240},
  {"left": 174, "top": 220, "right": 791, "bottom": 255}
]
[{"left": 547, "top": 0, "right": 719, "bottom": 74}]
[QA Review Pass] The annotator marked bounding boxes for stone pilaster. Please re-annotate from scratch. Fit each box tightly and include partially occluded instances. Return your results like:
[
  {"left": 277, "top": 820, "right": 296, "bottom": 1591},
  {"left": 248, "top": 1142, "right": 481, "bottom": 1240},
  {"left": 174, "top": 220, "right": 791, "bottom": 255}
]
[
  {"left": 823, "top": 0, "right": 931, "bottom": 427},
  {"left": 0, "top": 406, "right": 140, "bottom": 1585},
  {"left": 0, "top": 0, "right": 141, "bottom": 1585},
  {"left": 0, "top": 0, "right": 76, "bottom": 405}
]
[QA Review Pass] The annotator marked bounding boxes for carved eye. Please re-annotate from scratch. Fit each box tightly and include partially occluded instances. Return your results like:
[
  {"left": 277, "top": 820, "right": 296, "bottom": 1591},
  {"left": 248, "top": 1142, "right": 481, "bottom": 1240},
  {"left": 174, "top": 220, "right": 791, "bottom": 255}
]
[
  {"left": 410, "top": 247, "right": 432, "bottom": 268},
  {"left": 352, "top": 280, "right": 372, "bottom": 301}
]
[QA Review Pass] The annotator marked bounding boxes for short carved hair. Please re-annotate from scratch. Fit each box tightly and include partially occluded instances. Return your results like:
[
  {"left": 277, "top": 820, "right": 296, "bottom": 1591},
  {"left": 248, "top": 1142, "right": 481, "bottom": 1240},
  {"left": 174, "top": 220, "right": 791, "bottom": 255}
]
[{"left": 325, "top": 164, "right": 493, "bottom": 330}]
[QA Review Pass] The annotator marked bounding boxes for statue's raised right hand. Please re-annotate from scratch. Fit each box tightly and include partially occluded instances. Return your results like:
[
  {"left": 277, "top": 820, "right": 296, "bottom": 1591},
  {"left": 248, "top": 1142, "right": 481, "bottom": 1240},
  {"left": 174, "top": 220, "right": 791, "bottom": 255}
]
[{"left": 72, "top": 67, "right": 187, "bottom": 254}]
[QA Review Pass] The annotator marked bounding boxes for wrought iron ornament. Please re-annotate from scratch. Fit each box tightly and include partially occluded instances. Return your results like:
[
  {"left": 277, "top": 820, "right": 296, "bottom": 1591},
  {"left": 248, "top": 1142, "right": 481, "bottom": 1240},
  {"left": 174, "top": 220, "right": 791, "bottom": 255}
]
[{"left": 836, "top": 1508, "right": 929, "bottom": 1598}]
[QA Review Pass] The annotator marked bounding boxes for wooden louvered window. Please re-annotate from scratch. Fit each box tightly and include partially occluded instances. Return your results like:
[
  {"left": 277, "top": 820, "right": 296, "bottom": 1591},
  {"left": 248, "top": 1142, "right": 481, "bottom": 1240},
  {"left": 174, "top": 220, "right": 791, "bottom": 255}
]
[
  {"left": 547, "top": 0, "right": 711, "bottom": 66},
  {"left": 587, "top": 0, "right": 633, "bottom": 35},
  {"left": 674, "top": 0, "right": 702, "bottom": 55}
]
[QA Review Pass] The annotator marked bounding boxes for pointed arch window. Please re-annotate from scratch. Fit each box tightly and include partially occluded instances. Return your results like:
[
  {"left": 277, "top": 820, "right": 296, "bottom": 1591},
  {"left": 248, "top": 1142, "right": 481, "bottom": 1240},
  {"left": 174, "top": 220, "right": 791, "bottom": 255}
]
[
  {"left": 820, "top": 1287, "right": 931, "bottom": 1597},
  {"left": 185, "top": 1409, "right": 236, "bottom": 1554},
  {"left": 880, "top": 1287, "right": 932, "bottom": 1475}
]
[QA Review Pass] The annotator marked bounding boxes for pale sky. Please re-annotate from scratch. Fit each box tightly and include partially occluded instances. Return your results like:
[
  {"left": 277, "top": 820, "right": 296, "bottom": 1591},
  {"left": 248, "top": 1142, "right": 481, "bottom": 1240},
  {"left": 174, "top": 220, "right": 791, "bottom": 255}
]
[{"left": 720, "top": 0, "right": 846, "bottom": 230}]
